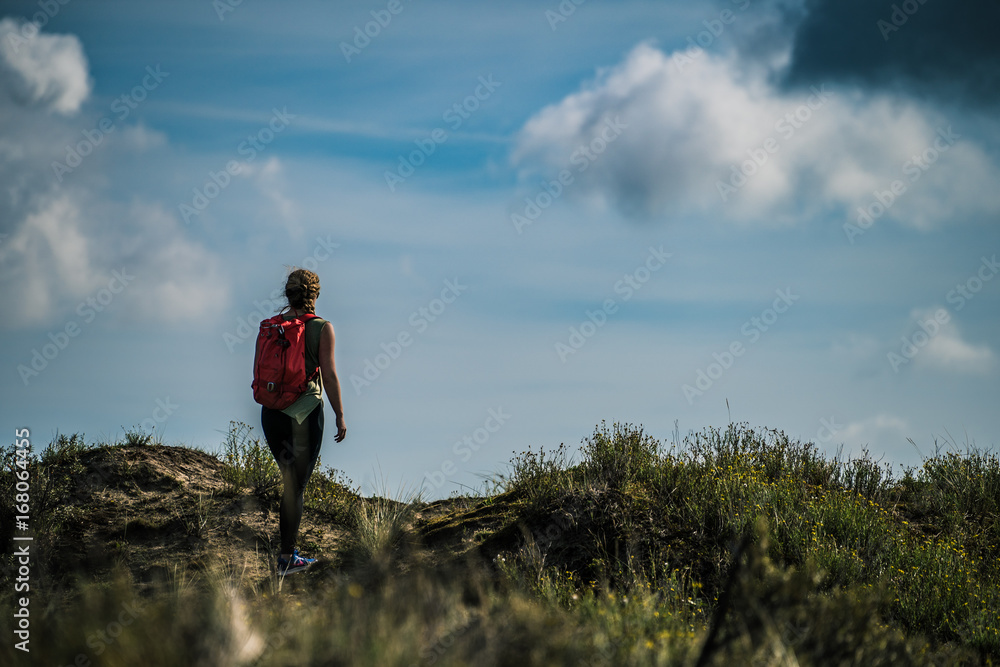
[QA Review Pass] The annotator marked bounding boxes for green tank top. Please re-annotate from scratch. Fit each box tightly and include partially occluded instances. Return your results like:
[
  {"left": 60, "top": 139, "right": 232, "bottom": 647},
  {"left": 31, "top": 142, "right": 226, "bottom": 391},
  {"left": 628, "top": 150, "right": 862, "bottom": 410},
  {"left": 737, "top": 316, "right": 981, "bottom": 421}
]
[{"left": 280, "top": 314, "right": 326, "bottom": 424}]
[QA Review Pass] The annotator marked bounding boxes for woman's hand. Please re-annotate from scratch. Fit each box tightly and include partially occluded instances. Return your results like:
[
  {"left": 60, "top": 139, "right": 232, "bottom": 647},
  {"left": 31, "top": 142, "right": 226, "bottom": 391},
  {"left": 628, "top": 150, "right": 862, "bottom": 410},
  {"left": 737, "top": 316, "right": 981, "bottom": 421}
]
[{"left": 335, "top": 413, "right": 347, "bottom": 442}]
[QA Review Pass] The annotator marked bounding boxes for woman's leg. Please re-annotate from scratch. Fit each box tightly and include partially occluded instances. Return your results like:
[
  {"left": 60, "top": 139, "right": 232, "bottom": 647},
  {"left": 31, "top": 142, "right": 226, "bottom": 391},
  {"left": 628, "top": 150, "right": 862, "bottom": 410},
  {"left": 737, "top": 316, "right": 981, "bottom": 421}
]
[{"left": 262, "top": 406, "right": 324, "bottom": 556}]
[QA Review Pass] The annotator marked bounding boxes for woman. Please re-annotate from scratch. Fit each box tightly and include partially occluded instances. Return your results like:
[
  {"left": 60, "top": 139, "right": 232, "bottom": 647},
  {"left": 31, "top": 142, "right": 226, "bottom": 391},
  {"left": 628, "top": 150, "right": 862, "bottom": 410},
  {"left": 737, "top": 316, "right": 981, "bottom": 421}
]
[{"left": 260, "top": 268, "right": 347, "bottom": 575}]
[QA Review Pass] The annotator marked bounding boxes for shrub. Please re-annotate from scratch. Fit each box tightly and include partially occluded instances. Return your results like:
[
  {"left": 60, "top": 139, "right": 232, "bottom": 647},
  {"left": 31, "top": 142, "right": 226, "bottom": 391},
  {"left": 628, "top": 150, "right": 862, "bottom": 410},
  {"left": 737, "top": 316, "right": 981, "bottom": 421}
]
[
  {"left": 219, "top": 421, "right": 280, "bottom": 499},
  {"left": 502, "top": 441, "right": 574, "bottom": 507},
  {"left": 304, "top": 461, "right": 358, "bottom": 524},
  {"left": 118, "top": 426, "right": 159, "bottom": 447},
  {"left": 580, "top": 420, "right": 661, "bottom": 489}
]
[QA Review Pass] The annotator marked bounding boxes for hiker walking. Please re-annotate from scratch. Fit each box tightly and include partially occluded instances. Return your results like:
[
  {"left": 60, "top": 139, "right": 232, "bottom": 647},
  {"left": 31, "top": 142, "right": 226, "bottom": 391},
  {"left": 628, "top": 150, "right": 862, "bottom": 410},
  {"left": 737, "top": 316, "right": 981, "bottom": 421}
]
[{"left": 253, "top": 268, "right": 346, "bottom": 575}]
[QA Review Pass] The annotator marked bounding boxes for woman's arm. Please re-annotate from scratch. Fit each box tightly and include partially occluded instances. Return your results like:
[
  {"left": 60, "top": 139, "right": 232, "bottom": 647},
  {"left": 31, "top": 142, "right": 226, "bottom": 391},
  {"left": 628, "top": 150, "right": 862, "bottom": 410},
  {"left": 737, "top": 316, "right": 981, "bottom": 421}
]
[{"left": 318, "top": 321, "right": 347, "bottom": 442}]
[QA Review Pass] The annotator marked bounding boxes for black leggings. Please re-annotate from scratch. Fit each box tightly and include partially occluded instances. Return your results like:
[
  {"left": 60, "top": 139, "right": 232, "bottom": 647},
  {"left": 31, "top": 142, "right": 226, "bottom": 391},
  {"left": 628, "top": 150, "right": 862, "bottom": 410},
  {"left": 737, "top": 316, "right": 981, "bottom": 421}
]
[{"left": 261, "top": 404, "right": 324, "bottom": 554}]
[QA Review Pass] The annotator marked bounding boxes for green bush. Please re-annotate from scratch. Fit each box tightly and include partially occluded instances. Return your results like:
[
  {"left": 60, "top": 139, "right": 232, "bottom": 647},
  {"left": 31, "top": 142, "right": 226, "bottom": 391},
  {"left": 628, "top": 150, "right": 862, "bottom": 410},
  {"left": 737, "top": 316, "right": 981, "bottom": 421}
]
[
  {"left": 580, "top": 420, "right": 661, "bottom": 489},
  {"left": 502, "top": 441, "right": 574, "bottom": 508},
  {"left": 489, "top": 422, "right": 1000, "bottom": 655},
  {"left": 219, "top": 421, "right": 281, "bottom": 500},
  {"left": 117, "top": 426, "right": 159, "bottom": 447},
  {"left": 1, "top": 433, "right": 89, "bottom": 552},
  {"left": 303, "top": 461, "right": 358, "bottom": 524}
]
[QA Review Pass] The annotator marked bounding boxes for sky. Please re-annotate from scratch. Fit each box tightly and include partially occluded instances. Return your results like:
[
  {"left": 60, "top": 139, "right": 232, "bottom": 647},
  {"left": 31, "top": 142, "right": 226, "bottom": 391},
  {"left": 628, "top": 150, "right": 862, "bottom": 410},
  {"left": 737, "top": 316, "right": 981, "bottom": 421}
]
[{"left": 2, "top": 0, "right": 999, "bottom": 499}]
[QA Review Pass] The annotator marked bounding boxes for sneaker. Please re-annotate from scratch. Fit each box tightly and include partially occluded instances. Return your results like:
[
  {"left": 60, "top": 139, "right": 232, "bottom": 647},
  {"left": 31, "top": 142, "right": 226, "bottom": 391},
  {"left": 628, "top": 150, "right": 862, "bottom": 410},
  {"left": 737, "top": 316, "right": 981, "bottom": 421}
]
[
  {"left": 277, "top": 551, "right": 313, "bottom": 576},
  {"left": 293, "top": 548, "right": 316, "bottom": 565}
]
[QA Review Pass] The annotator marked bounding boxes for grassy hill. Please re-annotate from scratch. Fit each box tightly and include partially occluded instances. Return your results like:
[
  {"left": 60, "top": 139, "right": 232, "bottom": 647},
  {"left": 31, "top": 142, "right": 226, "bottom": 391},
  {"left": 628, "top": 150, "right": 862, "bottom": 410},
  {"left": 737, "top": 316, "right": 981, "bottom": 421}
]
[{"left": 1, "top": 421, "right": 998, "bottom": 666}]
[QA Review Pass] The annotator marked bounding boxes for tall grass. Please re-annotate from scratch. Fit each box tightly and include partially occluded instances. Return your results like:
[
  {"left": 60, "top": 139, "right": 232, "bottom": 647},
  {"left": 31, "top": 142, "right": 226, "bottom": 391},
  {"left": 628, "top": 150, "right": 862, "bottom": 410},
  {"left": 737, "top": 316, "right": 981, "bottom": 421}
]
[{"left": 338, "top": 485, "right": 417, "bottom": 569}]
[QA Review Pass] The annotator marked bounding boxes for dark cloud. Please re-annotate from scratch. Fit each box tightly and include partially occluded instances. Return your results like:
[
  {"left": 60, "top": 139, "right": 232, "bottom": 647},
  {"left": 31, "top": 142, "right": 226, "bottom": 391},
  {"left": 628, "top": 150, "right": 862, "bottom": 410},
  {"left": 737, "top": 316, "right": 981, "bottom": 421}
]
[{"left": 780, "top": 0, "right": 1000, "bottom": 106}]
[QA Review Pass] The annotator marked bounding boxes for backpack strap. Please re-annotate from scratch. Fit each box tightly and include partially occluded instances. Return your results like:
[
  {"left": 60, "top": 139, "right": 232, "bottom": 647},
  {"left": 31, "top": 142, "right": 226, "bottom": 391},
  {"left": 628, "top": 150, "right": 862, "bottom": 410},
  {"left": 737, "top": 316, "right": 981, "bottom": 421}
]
[{"left": 279, "top": 312, "right": 319, "bottom": 323}]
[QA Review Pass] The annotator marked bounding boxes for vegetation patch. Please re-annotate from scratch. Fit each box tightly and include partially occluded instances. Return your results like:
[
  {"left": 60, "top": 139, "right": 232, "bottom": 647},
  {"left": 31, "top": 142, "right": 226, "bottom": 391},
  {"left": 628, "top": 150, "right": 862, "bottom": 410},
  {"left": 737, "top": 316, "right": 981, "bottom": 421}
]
[{"left": 1, "top": 421, "right": 997, "bottom": 665}]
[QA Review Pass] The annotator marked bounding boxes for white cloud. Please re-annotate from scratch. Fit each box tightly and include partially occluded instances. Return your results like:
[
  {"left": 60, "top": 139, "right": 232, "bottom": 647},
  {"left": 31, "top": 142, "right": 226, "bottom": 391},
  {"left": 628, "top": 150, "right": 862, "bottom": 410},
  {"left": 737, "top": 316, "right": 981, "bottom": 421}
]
[
  {"left": 838, "top": 414, "right": 910, "bottom": 454},
  {"left": 837, "top": 310, "right": 996, "bottom": 377},
  {"left": 0, "top": 21, "right": 227, "bottom": 330},
  {"left": 240, "top": 156, "right": 300, "bottom": 236},
  {"left": 0, "top": 18, "right": 90, "bottom": 114},
  {"left": 0, "top": 194, "right": 229, "bottom": 327},
  {"left": 512, "top": 42, "right": 1000, "bottom": 226},
  {"left": 117, "top": 122, "right": 168, "bottom": 152},
  {"left": 117, "top": 201, "right": 229, "bottom": 323},
  {"left": 911, "top": 311, "right": 996, "bottom": 375},
  {"left": 921, "top": 332, "right": 995, "bottom": 372},
  {"left": 0, "top": 195, "right": 104, "bottom": 324}
]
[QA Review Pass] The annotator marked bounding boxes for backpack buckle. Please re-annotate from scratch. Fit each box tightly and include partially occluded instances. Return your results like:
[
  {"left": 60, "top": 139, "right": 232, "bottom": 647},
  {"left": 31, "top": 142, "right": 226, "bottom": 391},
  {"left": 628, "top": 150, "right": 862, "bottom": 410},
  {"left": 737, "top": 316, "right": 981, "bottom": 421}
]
[{"left": 266, "top": 382, "right": 276, "bottom": 392}]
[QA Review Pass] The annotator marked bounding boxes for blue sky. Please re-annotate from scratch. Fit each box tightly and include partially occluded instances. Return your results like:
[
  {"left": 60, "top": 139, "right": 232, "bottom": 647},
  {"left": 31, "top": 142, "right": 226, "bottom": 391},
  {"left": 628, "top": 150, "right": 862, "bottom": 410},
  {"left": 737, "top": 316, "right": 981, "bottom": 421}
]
[{"left": 2, "top": 0, "right": 999, "bottom": 498}]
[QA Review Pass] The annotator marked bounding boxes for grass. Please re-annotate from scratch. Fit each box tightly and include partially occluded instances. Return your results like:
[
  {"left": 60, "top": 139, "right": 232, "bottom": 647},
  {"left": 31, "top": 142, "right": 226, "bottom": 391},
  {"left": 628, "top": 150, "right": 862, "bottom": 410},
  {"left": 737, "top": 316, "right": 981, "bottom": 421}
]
[
  {"left": 219, "top": 421, "right": 282, "bottom": 499},
  {"left": 1, "top": 421, "right": 997, "bottom": 665},
  {"left": 339, "top": 482, "right": 418, "bottom": 570}
]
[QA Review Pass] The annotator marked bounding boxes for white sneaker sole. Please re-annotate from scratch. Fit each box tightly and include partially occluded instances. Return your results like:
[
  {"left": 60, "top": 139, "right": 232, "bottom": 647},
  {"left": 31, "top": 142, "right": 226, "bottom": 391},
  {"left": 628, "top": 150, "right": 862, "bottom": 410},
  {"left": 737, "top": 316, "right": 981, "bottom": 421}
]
[{"left": 278, "top": 563, "right": 310, "bottom": 575}]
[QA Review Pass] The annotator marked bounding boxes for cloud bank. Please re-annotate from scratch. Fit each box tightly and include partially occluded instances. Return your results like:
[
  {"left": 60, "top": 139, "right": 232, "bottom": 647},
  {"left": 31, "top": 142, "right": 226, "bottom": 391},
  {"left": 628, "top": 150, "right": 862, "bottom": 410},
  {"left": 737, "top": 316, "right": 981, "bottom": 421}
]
[
  {"left": 513, "top": 42, "right": 1000, "bottom": 226},
  {"left": 0, "top": 18, "right": 226, "bottom": 329}
]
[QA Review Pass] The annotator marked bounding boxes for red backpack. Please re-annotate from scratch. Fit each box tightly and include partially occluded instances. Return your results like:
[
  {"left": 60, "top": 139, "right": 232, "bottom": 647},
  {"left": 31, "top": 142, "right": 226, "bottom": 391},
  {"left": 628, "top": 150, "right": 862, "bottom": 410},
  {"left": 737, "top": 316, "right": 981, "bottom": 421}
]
[{"left": 252, "top": 312, "right": 319, "bottom": 409}]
